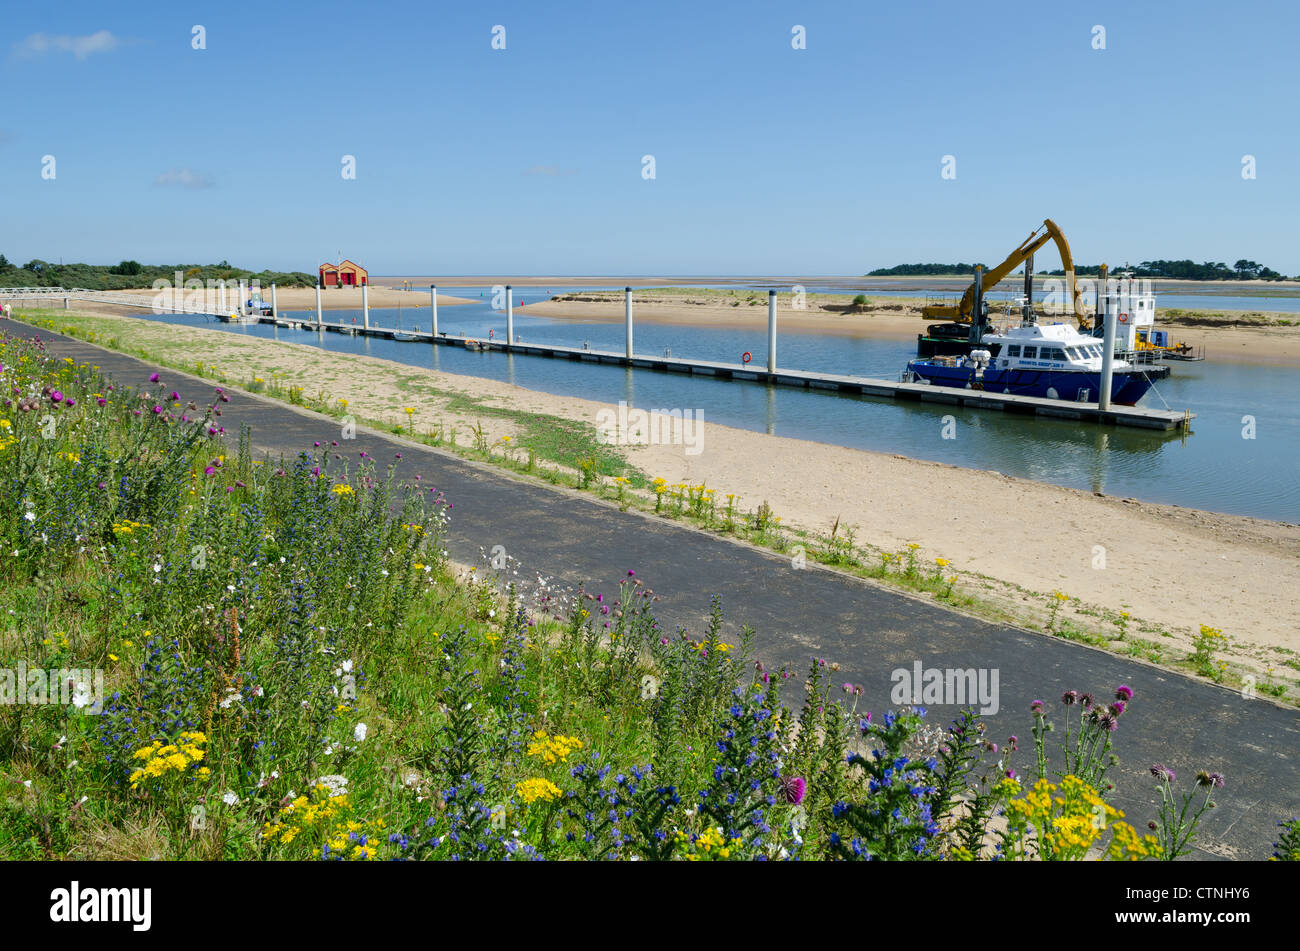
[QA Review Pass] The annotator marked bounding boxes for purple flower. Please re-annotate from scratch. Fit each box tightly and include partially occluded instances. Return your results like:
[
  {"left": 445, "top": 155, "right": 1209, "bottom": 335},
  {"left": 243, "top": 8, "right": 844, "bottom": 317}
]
[
  {"left": 1111, "top": 700, "right": 1126, "bottom": 715},
  {"left": 1115, "top": 685, "right": 1134, "bottom": 701},
  {"left": 152, "top": 405, "right": 163, "bottom": 414},
  {"left": 1196, "top": 771, "right": 1225, "bottom": 789},
  {"left": 780, "top": 776, "right": 807, "bottom": 805},
  {"left": 1062, "top": 690, "right": 1078, "bottom": 706},
  {"left": 50, "top": 390, "right": 63, "bottom": 403},
  {"left": 1030, "top": 699, "right": 1045, "bottom": 714},
  {"left": 149, "top": 373, "right": 160, "bottom": 383},
  {"left": 204, "top": 466, "right": 215, "bottom": 475},
  {"left": 170, "top": 391, "right": 179, "bottom": 401},
  {"left": 1150, "top": 764, "right": 1175, "bottom": 784},
  {"left": 97, "top": 398, "right": 106, "bottom": 406},
  {"left": 1080, "top": 693, "right": 1095, "bottom": 709},
  {"left": 65, "top": 397, "right": 76, "bottom": 408}
]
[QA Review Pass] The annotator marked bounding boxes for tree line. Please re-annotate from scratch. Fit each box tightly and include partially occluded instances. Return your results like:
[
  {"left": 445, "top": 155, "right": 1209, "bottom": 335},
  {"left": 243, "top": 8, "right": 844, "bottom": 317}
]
[
  {"left": 0, "top": 256, "right": 317, "bottom": 290},
  {"left": 870, "top": 259, "right": 1292, "bottom": 281}
]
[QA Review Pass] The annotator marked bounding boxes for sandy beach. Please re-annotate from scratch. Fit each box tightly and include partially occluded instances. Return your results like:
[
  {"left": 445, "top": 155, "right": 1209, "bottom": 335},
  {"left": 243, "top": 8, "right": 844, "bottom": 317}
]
[
  {"left": 16, "top": 307, "right": 1299, "bottom": 678},
  {"left": 19, "top": 285, "right": 475, "bottom": 317}
]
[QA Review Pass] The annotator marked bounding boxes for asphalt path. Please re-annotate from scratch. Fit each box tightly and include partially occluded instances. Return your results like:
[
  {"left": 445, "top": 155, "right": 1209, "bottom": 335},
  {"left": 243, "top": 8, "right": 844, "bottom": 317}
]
[{"left": 9, "top": 319, "right": 1297, "bottom": 860}]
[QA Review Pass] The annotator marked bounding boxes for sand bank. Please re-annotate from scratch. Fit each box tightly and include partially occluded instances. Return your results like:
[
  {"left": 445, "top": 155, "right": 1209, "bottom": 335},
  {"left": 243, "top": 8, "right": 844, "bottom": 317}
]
[{"left": 524, "top": 292, "right": 1300, "bottom": 367}]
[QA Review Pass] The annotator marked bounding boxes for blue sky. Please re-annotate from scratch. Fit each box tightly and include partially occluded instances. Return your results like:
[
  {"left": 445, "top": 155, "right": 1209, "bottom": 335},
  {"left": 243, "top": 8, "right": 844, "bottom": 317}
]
[{"left": 2, "top": 0, "right": 1296, "bottom": 275}]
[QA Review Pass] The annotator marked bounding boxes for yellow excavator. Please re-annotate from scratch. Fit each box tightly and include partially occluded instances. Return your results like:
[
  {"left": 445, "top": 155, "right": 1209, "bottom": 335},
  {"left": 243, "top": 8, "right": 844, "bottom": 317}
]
[{"left": 921, "top": 218, "right": 1089, "bottom": 330}]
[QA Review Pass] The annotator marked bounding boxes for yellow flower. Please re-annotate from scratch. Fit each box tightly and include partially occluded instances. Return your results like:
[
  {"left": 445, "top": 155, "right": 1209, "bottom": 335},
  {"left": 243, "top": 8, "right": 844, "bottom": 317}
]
[
  {"left": 525, "top": 731, "right": 584, "bottom": 765},
  {"left": 515, "top": 778, "right": 563, "bottom": 804},
  {"left": 331, "top": 484, "right": 355, "bottom": 496}
]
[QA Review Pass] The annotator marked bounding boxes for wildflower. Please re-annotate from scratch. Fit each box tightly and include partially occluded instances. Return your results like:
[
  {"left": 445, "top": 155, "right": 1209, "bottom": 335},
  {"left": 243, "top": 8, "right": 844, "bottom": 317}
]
[
  {"left": 1062, "top": 690, "right": 1078, "bottom": 705},
  {"left": 1030, "top": 699, "right": 1044, "bottom": 714},
  {"left": 1150, "top": 764, "right": 1176, "bottom": 784},
  {"left": 149, "top": 373, "right": 160, "bottom": 382},
  {"left": 223, "top": 791, "right": 240, "bottom": 806},
  {"left": 353, "top": 723, "right": 368, "bottom": 742},
  {"left": 515, "top": 778, "right": 563, "bottom": 804},
  {"left": 780, "top": 776, "right": 807, "bottom": 805},
  {"left": 1115, "top": 684, "right": 1134, "bottom": 701},
  {"left": 1196, "top": 771, "right": 1225, "bottom": 789}
]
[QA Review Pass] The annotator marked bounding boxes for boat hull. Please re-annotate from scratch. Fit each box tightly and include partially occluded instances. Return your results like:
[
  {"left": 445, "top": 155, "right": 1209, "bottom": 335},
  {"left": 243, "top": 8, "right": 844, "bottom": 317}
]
[{"left": 904, "top": 363, "right": 1154, "bottom": 405}]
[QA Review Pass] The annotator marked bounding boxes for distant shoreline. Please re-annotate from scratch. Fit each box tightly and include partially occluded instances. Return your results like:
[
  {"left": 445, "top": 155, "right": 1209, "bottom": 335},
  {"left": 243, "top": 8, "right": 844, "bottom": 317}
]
[
  {"left": 375, "top": 274, "right": 1300, "bottom": 296},
  {"left": 520, "top": 289, "right": 1300, "bottom": 367}
]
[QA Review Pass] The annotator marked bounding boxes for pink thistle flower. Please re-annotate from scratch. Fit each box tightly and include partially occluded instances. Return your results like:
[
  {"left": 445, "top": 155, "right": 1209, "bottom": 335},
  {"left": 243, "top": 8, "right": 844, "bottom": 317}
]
[
  {"left": 780, "top": 776, "right": 807, "bottom": 805},
  {"left": 149, "top": 373, "right": 160, "bottom": 383}
]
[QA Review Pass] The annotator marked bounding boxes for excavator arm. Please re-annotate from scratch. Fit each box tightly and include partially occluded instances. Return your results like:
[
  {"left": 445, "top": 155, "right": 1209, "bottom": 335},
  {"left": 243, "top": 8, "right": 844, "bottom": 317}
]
[{"left": 921, "top": 218, "right": 1086, "bottom": 327}]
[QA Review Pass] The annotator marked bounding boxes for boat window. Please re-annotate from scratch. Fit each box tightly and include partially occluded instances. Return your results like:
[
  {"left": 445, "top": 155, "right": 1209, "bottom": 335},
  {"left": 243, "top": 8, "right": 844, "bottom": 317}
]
[
  {"left": 1065, "top": 347, "right": 1081, "bottom": 360},
  {"left": 1046, "top": 348, "right": 1066, "bottom": 361},
  {"left": 1021, "top": 346, "right": 1036, "bottom": 358},
  {"left": 1007, "top": 345, "right": 1021, "bottom": 357}
]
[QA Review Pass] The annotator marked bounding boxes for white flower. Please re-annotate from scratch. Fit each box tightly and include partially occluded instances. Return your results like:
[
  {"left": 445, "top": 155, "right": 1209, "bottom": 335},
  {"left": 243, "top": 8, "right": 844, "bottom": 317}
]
[
  {"left": 353, "top": 722, "right": 368, "bottom": 742},
  {"left": 152, "top": 563, "right": 162, "bottom": 573},
  {"left": 23, "top": 511, "right": 35, "bottom": 522},
  {"left": 70, "top": 683, "right": 91, "bottom": 708},
  {"left": 23, "top": 780, "right": 32, "bottom": 789},
  {"left": 222, "top": 791, "right": 240, "bottom": 806},
  {"left": 341, "top": 660, "right": 353, "bottom": 674},
  {"left": 314, "top": 774, "right": 349, "bottom": 797}
]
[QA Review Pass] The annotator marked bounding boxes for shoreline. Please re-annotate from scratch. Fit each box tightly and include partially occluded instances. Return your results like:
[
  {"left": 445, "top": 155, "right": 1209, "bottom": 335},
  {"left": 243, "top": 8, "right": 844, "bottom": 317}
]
[
  {"left": 12, "top": 286, "right": 477, "bottom": 315},
  {"left": 12, "top": 306, "right": 1299, "bottom": 679},
  {"left": 522, "top": 292, "right": 1300, "bottom": 367}
]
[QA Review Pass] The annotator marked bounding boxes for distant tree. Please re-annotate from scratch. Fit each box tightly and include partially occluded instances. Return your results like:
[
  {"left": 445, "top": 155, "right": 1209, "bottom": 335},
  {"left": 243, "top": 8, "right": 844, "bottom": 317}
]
[
  {"left": 0, "top": 254, "right": 9, "bottom": 270},
  {"left": 24, "top": 259, "right": 45, "bottom": 273},
  {"left": 111, "top": 260, "right": 143, "bottom": 276}
]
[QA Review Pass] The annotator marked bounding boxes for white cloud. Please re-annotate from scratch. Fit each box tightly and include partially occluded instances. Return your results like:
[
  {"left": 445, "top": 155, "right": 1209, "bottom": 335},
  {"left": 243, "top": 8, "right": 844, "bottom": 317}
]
[
  {"left": 154, "top": 168, "right": 215, "bottom": 189},
  {"left": 18, "top": 30, "right": 120, "bottom": 60}
]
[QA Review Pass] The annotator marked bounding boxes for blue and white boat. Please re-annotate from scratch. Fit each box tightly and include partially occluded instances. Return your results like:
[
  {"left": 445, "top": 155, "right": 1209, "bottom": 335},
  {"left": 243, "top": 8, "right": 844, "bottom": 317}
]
[{"left": 903, "top": 321, "right": 1156, "bottom": 405}]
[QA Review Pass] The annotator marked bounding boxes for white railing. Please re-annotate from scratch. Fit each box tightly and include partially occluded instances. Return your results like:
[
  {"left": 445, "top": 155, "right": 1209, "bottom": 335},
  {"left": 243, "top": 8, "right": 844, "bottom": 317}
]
[{"left": 0, "top": 286, "right": 244, "bottom": 318}]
